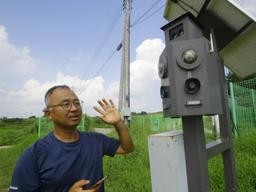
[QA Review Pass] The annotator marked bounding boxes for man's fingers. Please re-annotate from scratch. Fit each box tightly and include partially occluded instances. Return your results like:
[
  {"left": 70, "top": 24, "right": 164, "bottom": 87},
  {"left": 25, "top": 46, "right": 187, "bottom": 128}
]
[
  {"left": 97, "top": 100, "right": 107, "bottom": 110},
  {"left": 87, "top": 183, "right": 102, "bottom": 192},
  {"left": 93, "top": 106, "right": 105, "bottom": 115},
  {"left": 109, "top": 99, "right": 115, "bottom": 108},
  {"left": 73, "top": 179, "right": 90, "bottom": 188},
  {"left": 98, "top": 99, "right": 114, "bottom": 111},
  {"left": 102, "top": 99, "right": 110, "bottom": 107}
]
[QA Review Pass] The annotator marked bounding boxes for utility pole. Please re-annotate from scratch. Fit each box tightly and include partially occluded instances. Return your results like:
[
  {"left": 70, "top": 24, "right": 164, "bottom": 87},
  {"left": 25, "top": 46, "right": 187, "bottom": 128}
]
[{"left": 119, "top": 0, "right": 131, "bottom": 126}]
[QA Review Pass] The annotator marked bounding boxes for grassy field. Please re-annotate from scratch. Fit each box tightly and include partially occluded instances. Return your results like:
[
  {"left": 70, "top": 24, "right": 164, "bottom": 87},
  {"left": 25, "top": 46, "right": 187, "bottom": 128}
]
[
  {"left": 0, "top": 118, "right": 37, "bottom": 146},
  {"left": 103, "top": 120, "right": 256, "bottom": 192},
  {"left": 0, "top": 115, "right": 255, "bottom": 191},
  {"left": 0, "top": 134, "right": 38, "bottom": 190}
]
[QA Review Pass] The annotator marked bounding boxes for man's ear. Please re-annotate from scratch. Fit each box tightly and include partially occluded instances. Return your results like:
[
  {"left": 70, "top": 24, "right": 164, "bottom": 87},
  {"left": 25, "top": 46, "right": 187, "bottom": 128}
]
[{"left": 43, "top": 108, "right": 52, "bottom": 120}]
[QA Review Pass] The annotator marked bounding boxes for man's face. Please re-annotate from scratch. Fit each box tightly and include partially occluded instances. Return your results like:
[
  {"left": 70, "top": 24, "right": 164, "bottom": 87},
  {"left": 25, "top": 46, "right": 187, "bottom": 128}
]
[{"left": 46, "top": 88, "right": 82, "bottom": 129}]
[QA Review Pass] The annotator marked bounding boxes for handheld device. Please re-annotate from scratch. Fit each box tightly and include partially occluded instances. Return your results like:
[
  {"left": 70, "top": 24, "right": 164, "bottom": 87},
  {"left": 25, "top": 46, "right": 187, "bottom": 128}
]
[{"left": 88, "top": 176, "right": 108, "bottom": 189}]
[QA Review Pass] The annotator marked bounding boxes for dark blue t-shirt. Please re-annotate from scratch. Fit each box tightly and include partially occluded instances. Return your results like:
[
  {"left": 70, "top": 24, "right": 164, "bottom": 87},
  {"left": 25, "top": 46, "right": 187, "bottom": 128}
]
[{"left": 9, "top": 131, "right": 120, "bottom": 192}]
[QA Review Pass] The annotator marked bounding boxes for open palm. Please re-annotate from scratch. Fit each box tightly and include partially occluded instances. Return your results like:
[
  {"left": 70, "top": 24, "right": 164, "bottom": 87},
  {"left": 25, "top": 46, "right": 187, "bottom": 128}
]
[{"left": 93, "top": 99, "right": 122, "bottom": 125}]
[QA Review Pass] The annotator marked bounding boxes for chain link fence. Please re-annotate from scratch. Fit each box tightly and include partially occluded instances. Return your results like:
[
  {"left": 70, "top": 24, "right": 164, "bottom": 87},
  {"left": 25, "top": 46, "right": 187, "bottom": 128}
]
[
  {"left": 130, "top": 113, "right": 182, "bottom": 132},
  {"left": 229, "top": 78, "right": 256, "bottom": 134},
  {"left": 38, "top": 116, "right": 86, "bottom": 137}
]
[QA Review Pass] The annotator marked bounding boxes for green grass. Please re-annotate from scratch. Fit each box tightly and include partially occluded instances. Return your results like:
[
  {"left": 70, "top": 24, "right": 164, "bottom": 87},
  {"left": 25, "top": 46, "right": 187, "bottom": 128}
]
[
  {"left": 0, "top": 134, "right": 38, "bottom": 190},
  {"left": 208, "top": 131, "right": 256, "bottom": 191},
  {"left": 0, "top": 119, "right": 37, "bottom": 146},
  {"left": 104, "top": 123, "right": 152, "bottom": 191},
  {"left": 103, "top": 120, "right": 256, "bottom": 192}
]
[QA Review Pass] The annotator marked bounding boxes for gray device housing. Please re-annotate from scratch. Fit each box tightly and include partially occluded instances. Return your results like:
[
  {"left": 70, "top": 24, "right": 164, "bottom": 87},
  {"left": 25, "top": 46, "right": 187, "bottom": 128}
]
[{"left": 159, "top": 13, "right": 223, "bottom": 117}]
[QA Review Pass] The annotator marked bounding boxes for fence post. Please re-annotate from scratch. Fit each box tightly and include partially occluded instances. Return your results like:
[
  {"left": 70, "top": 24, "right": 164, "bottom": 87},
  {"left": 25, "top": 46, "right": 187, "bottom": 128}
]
[
  {"left": 81, "top": 115, "right": 85, "bottom": 131},
  {"left": 251, "top": 89, "right": 256, "bottom": 126},
  {"left": 150, "top": 114, "right": 152, "bottom": 131},
  {"left": 229, "top": 82, "right": 239, "bottom": 136},
  {"left": 142, "top": 116, "right": 144, "bottom": 130},
  {"left": 38, "top": 117, "right": 41, "bottom": 138}
]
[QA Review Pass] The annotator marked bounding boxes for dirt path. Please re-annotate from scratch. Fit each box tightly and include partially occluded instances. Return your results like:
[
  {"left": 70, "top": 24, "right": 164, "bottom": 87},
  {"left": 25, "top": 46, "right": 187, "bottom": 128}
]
[
  {"left": 94, "top": 128, "right": 114, "bottom": 135},
  {"left": 0, "top": 145, "right": 12, "bottom": 150}
]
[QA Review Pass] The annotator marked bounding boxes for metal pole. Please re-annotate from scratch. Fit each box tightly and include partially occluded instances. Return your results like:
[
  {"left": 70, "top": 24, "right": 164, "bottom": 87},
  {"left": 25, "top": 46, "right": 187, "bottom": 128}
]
[
  {"left": 182, "top": 116, "right": 210, "bottom": 192},
  {"left": 118, "top": 43, "right": 124, "bottom": 111},
  {"left": 219, "top": 77, "right": 238, "bottom": 192},
  {"left": 119, "top": 0, "right": 131, "bottom": 126},
  {"left": 211, "top": 28, "right": 237, "bottom": 191},
  {"left": 118, "top": 49, "right": 124, "bottom": 111}
]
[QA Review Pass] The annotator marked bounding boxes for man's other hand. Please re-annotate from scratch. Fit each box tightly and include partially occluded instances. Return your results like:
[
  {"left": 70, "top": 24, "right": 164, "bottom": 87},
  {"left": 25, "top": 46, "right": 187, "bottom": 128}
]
[{"left": 68, "top": 179, "right": 101, "bottom": 192}]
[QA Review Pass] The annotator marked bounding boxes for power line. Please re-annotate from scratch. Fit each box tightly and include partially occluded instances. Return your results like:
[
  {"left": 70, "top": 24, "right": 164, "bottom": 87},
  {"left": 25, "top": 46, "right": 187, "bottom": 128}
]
[
  {"left": 130, "top": 0, "right": 164, "bottom": 27},
  {"left": 131, "top": 3, "right": 165, "bottom": 28},
  {"left": 87, "top": 0, "right": 165, "bottom": 76},
  {"left": 80, "top": 0, "right": 166, "bottom": 95},
  {"left": 79, "top": 43, "right": 122, "bottom": 95},
  {"left": 80, "top": 3, "right": 123, "bottom": 80},
  {"left": 93, "top": 44, "right": 121, "bottom": 78},
  {"left": 85, "top": 0, "right": 165, "bottom": 81}
]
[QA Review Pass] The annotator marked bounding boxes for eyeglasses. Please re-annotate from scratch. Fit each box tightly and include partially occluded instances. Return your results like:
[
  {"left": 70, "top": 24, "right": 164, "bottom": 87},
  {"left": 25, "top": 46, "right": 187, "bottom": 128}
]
[{"left": 47, "top": 100, "right": 83, "bottom": 111}]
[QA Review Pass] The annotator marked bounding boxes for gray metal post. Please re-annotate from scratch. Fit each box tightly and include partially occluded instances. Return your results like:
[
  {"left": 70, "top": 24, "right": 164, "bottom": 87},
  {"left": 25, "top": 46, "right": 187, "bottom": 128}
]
[
  {"left": 119, "top": 0, "right": 131, "bottom": 126},
  {"left": 214, "top": 30, "right": 237, "bottom": 191},
  {"left": 182, "top": 116, "right": 210, "bottom": 192},
  {"left": 218, "top": 66, "right": 238, "bottom": 191},
  {"left": 118, "top": 45, "right": 124, "bottom": 111}
]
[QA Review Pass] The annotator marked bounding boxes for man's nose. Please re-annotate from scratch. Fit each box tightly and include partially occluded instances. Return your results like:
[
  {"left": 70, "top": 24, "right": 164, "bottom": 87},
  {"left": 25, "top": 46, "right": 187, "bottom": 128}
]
[{"left": 69, "top": 103, "right": 79, "bottom": 111}]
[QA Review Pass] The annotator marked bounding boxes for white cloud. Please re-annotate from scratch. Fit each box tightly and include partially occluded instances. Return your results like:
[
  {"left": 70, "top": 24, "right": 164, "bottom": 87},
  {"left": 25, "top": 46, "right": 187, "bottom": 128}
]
[
  {"left": 0, "top": 38, "right": 165, "bottom": 117},
  {"left": 130, "top": 38, "right": 164, "bottom": 112},
  {"left": 131, "top": 39, "right": 164, "bottom": 95},
  {"left": 0, "top": 71, "right": 120, "bottom": 117},
  {"left": 0, "top": 25, "right": 38, "bottom": 76}
]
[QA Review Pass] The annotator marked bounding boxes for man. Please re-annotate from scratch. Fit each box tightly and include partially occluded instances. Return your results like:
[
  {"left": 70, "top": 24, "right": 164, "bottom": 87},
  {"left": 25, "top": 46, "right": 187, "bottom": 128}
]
[{"left": 9, "top": 85, "right": 134, "bottom": 192}]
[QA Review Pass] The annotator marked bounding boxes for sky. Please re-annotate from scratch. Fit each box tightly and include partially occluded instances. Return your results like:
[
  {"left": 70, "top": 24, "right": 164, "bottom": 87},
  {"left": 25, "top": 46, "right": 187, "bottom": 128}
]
[{"left": 0, "top": 0, "right": 255, "bottom": 118}]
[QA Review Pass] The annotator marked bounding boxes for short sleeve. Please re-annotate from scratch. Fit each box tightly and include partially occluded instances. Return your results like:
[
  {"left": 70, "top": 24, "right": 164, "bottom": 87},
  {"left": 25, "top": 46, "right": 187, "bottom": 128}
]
[
  {"left": 9, "top": 147, "right": 40, "bottom": 192},
  {"left": 100, "top": 134, "right": 120, "bottom": 157}
]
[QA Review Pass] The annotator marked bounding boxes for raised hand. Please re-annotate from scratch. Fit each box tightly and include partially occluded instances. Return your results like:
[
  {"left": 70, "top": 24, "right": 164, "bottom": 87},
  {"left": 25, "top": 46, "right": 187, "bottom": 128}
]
[{"left": 93, "top": 99, "right": 122, "bottom": 125}]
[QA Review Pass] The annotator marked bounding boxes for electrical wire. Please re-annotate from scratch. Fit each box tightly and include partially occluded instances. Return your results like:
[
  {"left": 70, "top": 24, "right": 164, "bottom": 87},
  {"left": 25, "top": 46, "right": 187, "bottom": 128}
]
[
  {"left": 85, "top": 0, "right": 165, "bottom": 81},
  {"left": 93, "top": 45, "right": 120, "bottom": 78},
  {"left": 80, "top": 3, "right": 123, "bottom": 80},
  {"left": 79, "top": 43, "right": 122, "bottom": 95},
  {"left": 131, "top": 3, "right": 165, "bottom": 28},
  {"left": 130, "top": 0, "right": 164, "bottom": 27},
  {"left": 80, "top": 0, "right": 166, "bottom": 95}
]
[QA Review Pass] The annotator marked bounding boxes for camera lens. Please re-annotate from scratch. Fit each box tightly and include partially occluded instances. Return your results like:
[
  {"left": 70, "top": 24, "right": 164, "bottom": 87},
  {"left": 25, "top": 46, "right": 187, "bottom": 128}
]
[
  {"left": 185, "top": 78, "right": 200, "bottom": 94},
  {"left": 182, "top": 49, "right": 198, "bottom": 64}
]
